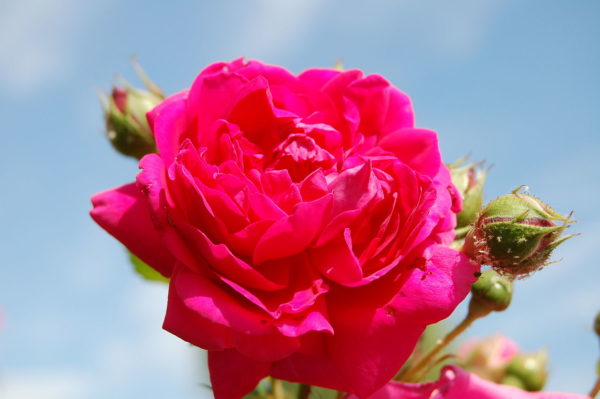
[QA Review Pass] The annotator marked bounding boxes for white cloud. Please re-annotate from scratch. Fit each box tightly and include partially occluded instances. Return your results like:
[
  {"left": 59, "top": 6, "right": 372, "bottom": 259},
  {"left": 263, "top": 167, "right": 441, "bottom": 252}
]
[
  {"left": 94, "top": 282, "right": 212, "bottom": 398},
  {"left": 231, "top": 0, "right": 323, "bottom": 59},
  {"left": 0, "top": 370, "right": 91, "bottom": 399},
  {"left": 0, "top": 0, "right": 93, "bottom": 95}
]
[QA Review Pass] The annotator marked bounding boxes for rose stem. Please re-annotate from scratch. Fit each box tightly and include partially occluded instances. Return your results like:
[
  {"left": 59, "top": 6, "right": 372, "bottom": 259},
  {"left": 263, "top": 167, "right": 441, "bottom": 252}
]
[
  {"left": 399, "top": 307, "right": 484, "bottom": 382},
  {"left": 297, "top": 384, "right": 311, "bottom": 399},
  {"left": 271, "top": 378, "right": 285, "bottom": 399},
  {"left": 590, "top": 373, "right": 600, "bottom": 398}
]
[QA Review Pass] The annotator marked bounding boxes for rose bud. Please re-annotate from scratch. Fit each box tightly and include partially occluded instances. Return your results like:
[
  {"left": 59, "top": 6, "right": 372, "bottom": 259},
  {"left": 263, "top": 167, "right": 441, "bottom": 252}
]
[
  {"left": 463, "top": 188, "right": 575, "bottom": 277},
  {"left": 469, "top": 269, "right": 513, "bottom": 317},
  {"left": 502, "top": 350, "right": 548, "bottom": 392},
  {"left": 449, "top": 159, "right": 487, "bottom": 229},
  {"left": 594, "top": 311, "right": 600, "bottom": 338},
  {"left": 101, "top": 85, "right": 162, "bottom": 159}
]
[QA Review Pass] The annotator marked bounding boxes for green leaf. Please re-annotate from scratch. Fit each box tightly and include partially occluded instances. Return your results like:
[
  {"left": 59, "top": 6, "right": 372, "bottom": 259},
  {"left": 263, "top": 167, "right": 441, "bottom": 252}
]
[{"left": 128, "top": 251, "right": 169, "bottom": 283}]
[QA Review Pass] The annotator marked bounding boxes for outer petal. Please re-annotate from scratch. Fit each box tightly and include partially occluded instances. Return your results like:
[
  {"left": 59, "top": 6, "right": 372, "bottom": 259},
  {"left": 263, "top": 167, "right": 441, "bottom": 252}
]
[
  {"left": 346, "top": 74, "right": 414, "bottom": 136},
  {"left": 147, "top": 90, "right": 189, "bottom": 164},
  {"left": 208, "top": 349, "right": 270, "bottom": 399},
  {"left": 163, "top": 271, "right": 234, "bottom": 350},
  {"left": 350, "top": 366, "right": 589, "bottom": 399},
  {"left": 378, "top": 128, "right": 442, "bottom": 179},
  {"left": 90, "top": 183, "right": 175, "bottom": 277}
]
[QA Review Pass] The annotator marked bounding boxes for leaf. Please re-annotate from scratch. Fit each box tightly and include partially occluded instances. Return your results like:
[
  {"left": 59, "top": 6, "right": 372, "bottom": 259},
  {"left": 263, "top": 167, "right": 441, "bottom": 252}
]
[{"left": 128, "top": 251, "right": 169, "bottom": 283}]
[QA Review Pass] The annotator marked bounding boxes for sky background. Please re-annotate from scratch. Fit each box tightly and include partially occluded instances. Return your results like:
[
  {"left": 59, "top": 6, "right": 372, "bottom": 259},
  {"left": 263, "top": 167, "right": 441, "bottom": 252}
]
[{"left": 0, "top": 0, "right": 599, "bottom": 398}]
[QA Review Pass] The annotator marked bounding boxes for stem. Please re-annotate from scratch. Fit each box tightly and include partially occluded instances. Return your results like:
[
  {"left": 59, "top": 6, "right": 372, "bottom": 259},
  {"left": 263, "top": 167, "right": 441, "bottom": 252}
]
[
  {"left": 590, "top": 374, "right": 600, "bottom": 398},
  {"left": 399, "top": 300, "right": 490, "bottom": 383},
  {"left": 271, "top": 378, "right": 285, "bottom": 399},
  {"left": 297, "top": 384, "right": 311, "bottom": 399}
]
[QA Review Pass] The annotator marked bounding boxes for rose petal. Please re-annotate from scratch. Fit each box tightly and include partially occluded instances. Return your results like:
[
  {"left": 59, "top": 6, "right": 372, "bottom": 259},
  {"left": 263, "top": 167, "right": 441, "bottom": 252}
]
[
  {"left": 253, "top": 194, "right": 333, "bottom": 264},
  {"left": 350, "top": 366, "right": 590, "bottom": 399},
  {"left": 147, "top": 90, "right": 189, "bottom": 164},
  {"left": 208, "top": 349, "right": 271, "bottom": 399},
  {"left": 90, "top": 183, "right": 175, "bottom": 277},
  {"left": 378, "top": 128, "right": 442, "bottom": 179}
]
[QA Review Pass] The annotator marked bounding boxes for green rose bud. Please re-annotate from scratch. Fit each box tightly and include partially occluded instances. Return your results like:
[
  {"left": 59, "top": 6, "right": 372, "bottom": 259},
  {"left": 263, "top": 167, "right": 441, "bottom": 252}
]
[
  {"left": 469, "top": 270, "right": 513, "bottom": 317},
  {"left": 463, "top": 187, "right": 575, "bottom": 277},
  {"left": 503, "top": 350, "right": 548, "bottom": 391},
  {"left": 102, "top": 85, "right": 162, "bottom": 159},
  {"left": 100, "top": 59, "right": 164, "bottom": 160},
  {"left": 449, "top": 159, "right": 488, "bottom": 229}
]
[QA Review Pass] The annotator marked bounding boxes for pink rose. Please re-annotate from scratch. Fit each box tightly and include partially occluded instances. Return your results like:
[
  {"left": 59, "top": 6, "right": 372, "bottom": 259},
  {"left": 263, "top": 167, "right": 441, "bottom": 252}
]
[
  {"left": 347, "top": 366, "right": 589, "bottom": 399},
  {"left": 458, "top": 335, "right": 520, "bottom": 382},
  {"left": 91, "top": 58, "right": 477, "bottom": 398}
]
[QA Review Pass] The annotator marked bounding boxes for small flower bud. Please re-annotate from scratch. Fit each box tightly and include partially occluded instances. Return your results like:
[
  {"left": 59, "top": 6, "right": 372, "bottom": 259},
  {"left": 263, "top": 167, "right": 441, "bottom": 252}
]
[
  {"left": 463, "top": 187, "right": 575, "bottom": 277},
  {"left": 502, "top": 350, "right": 548, "bottom": 391},
  {"left": 469, "top": 270, "right": 513, "bottom": 317},
  {"left": 594, "top": 311, "right": 600, "bottom": 338},
  {"left": 102, "top": 85, "right": 162, "bottom": 159},
  {"left": 449, "top": 159, "right": 488, "bottom": 229}
]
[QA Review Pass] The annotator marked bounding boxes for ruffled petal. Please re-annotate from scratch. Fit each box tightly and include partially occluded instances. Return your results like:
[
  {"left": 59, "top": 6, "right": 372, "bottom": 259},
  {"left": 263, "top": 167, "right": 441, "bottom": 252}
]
[
  {"left": 90, "top": 183, "right": 175, "bottom": 277},
  {"left": 253, "top": 194, "right": 333, "bottom": 264},
  {"left": 146, "top": 90, "right": 189, "bottom": 164},
  {"left": 378, "top": 128, "right": 442, "bottom": 179}
]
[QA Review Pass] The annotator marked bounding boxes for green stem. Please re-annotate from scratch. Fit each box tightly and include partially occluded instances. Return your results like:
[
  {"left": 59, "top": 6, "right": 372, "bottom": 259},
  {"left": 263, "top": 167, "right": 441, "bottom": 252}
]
[
  {"left": 297, "top": 384, "right": 311, "bottom": 399},
  {"left": 271, "top": 378, "right": 285, "bottom": 399},
  {"left": 399, "top": 301, "right": 490, "bottom": 382}
]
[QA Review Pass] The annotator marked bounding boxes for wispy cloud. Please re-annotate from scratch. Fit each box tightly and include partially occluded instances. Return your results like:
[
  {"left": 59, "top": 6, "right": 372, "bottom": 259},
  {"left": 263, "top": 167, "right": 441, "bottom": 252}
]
[
  {"left": 230, "top": 0, "right": 323, "bottom": 59},
  {"left": 0, "top": 0, "right": 96, "bottom": 96},
  {"left": 0, "top": 370, "right": 91, "bottom": 399}
]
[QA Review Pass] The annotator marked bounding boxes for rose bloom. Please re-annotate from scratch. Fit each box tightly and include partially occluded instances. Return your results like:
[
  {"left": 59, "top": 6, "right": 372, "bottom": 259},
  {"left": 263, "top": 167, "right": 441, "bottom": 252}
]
[
  {"left": 91, "top": 58, "right": 478, "bottom": 398},
  {"left": 346, "top": 366, "right": 588, "bottom": 399}
]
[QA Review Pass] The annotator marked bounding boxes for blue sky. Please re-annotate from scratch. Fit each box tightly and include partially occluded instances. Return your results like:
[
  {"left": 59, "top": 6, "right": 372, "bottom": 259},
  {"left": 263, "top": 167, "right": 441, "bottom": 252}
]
[{"left": 0, "top": 1, "right": 598, "bottom": 398}]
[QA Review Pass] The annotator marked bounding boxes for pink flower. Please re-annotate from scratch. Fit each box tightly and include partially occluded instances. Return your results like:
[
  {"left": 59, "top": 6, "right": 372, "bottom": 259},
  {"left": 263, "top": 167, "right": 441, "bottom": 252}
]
[
  {"left": 458, "top": 335, "right": 520, "bottom": 382},
  {"left": 347, "top": 366, "right": 588, "bottom": 399},
  {"left": 90, "top": 58, "right": 477, "bottom": 398}
]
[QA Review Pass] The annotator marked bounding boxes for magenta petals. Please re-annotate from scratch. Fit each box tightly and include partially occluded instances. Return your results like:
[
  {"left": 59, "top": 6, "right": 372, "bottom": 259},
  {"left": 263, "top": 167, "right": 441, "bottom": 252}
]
[
  {"left": 90, "top": 183, "right": 175, "bottom": 277},
  {"left": 348, "top": 366, "right": 589, "bottom": 399},
  {"left": 90, "top": 58, "right": 471, "bottom": 398}
]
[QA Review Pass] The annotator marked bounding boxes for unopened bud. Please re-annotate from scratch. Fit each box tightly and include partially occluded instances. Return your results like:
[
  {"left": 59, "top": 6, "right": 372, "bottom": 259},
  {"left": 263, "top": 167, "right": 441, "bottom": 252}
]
[
  {"left": 463, "top": 187, "right": 575, "bottom": 277},
  {"left": 594, "top": 311, "right": 600, "bottom": 338},
  {"left": 503, "top": 350, "right": 548, "bottom": 391},
  {"left": 103, "top": 85, "right": 161, "bottom": 159},
  {"left": 469, "top": 270, "right": 513, "bottom": 318},
  {"left": 449, "top": 159, "right": 487, "bottom": 229}
]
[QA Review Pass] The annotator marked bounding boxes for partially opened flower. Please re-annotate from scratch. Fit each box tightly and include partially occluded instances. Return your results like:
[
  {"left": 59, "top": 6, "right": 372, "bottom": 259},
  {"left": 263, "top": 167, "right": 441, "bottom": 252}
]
[
  {"left": 91, "top": 58, "right": 477, "bottom": 398},
  {"left": 348, "top": 366, "right": 588, "bottom": 399},
  {"left": 458, "top": 335, "right": 519, "bottom": 382}
]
